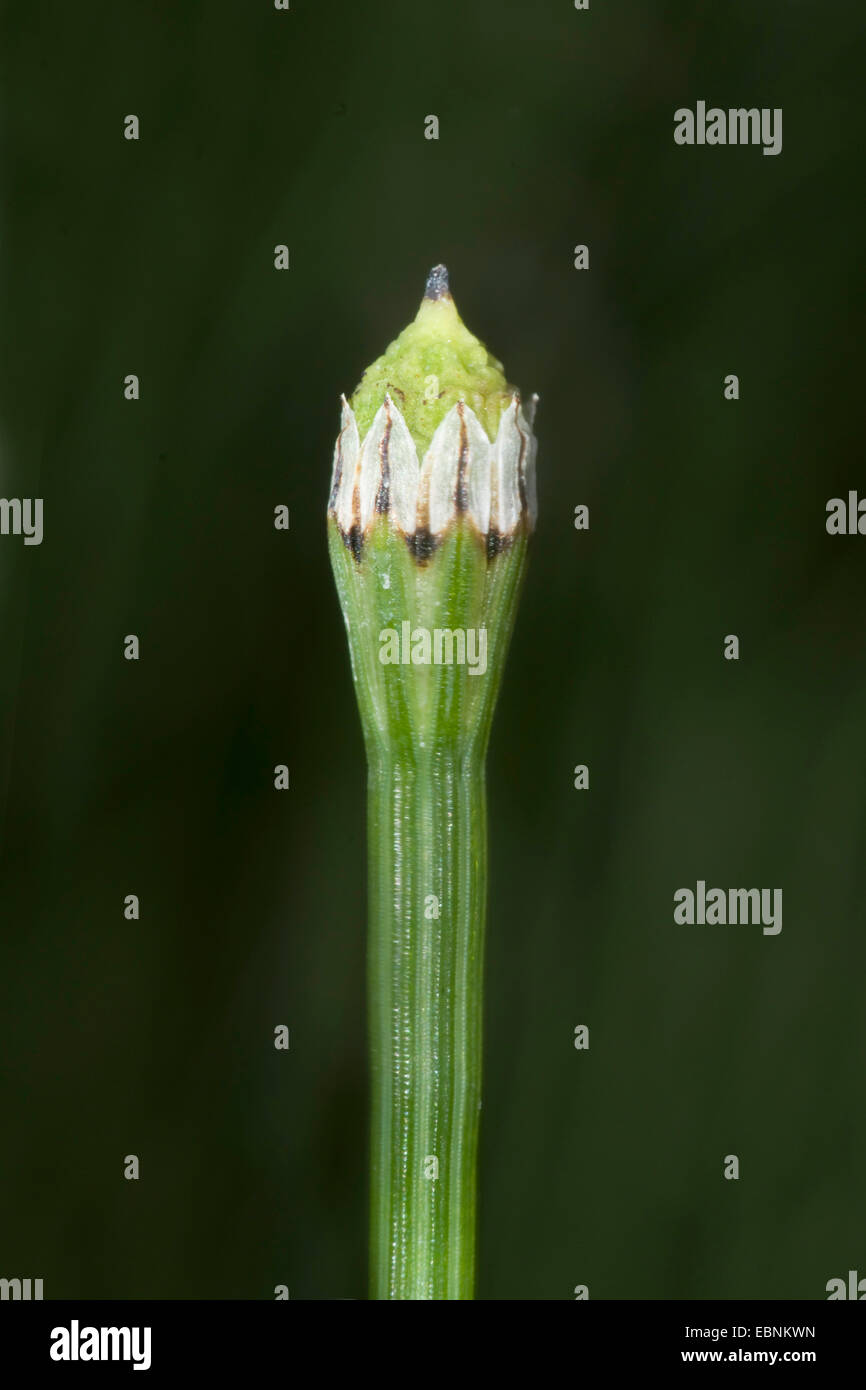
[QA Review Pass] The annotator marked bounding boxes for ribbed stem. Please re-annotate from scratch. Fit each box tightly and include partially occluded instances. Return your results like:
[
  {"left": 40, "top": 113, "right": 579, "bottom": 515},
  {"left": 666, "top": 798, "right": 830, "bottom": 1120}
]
[{"left": 367, "top": 746, "right": 486, "bottom": 1300}]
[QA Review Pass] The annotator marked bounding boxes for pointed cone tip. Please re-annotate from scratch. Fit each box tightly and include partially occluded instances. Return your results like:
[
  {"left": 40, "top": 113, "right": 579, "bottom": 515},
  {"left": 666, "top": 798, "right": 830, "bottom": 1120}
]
[{"left": 424, "top": 264, "right": 450, "bottom": 300}]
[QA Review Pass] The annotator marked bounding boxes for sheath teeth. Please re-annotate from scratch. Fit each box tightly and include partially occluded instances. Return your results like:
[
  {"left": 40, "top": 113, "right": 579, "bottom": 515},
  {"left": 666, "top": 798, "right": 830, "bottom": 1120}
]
[{"left": 329, "top": 394, "right": 538, "bottom": 558}]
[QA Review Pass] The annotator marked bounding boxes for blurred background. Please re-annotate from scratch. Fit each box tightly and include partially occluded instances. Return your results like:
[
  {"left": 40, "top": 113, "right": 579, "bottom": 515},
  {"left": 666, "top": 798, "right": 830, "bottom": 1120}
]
[{"left": 0, "top": 0, "right": 864, "bottom": 1299}]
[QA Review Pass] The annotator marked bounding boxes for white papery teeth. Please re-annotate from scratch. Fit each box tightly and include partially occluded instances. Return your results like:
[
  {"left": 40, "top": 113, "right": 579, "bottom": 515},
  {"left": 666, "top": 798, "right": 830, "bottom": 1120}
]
[
  {"left": 357, "top": 401, "right": 390, "bottom": 531},
  {"left": 329, "top": 394, "right": 537, "bottom": 547},
  {"left": 418, "top": 400, "right": 492, "bottom": 537},
  {"left": 460, "top": 403, "right": 495, "bottom": 536},
  {"left": 382, "top": 395, "right": 420, "bottom": 536},
  {"left": 489, "top": 397, "right": 522, "bottom": 536},
  {"left": 330, "top": 395, "right": 360, "bottom": 536}
]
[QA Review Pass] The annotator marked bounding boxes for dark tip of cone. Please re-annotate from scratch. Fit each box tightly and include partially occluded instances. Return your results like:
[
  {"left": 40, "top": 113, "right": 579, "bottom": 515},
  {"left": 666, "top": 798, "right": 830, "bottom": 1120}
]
[{"left": 424, "top": 264, "right": 450, "bottom": 300}]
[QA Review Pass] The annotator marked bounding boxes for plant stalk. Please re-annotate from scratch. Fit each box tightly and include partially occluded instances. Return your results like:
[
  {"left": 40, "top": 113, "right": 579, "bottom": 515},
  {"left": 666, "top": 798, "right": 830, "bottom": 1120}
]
[{"left": 367, "top": 746, "right": 486, "bottom": 1300}]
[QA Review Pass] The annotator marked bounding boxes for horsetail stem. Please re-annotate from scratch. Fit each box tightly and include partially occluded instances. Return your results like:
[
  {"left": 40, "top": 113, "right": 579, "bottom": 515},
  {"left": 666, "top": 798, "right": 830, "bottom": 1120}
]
[{"left": 327, "top": 267, "right": 537, "bottom": 1299}]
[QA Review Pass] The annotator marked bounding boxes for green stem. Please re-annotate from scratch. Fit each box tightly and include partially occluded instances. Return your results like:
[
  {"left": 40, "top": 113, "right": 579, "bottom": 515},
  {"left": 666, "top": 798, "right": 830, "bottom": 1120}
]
[{"left": 368, "top": 746, "right": 486, "bottom": 1300}]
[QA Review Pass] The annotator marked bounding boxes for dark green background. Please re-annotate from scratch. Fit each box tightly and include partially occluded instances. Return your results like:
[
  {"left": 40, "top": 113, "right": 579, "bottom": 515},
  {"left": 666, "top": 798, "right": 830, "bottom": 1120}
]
[{"left": 1, "top": 0, "right": 863, "bottom": 1299}]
